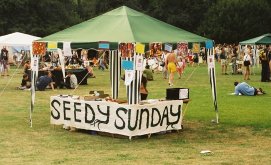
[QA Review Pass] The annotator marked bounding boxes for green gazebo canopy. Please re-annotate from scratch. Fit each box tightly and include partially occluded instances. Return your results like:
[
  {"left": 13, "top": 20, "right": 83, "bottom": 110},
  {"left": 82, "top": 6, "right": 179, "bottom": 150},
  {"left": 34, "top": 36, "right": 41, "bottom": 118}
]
[
  {"left": 239, "top": 33, "right": 271, "bottom": 45},
  {"left": 38, "top": 6, "right": 209, "bottom": 49}
]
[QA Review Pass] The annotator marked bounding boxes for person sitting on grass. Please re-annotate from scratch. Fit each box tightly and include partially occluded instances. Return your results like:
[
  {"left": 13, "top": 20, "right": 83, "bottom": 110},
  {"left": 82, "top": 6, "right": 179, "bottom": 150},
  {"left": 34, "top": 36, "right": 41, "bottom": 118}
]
[
  {"left": 234, "top": 81, "right": 265, "bottom": 96},
  {"left": 64, "top": 71, "right": 78, "bottom": 89},
  {"left": 143, "top": 65, "right": 154, "bottom": 81},
  {"left": 36, "top": 71, "right": 55, "bottom": 91},
  {"left": 19, "top": 74, "right": 31, "bottom": 90}
]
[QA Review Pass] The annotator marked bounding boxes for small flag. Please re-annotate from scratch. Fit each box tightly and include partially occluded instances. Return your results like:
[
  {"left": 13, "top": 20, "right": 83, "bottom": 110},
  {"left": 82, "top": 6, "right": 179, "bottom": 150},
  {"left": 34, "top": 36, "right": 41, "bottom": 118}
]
[
  {"left": 205, "top": 40, "right": 213, "bottom": 49},
  {"left": 122, "top": 60, "right": 134, "bottom": 70},
  {"left": 47, "top": 42, "right": 58, "bottom": 50},
  {"left": 135, "top": 42, "right": 145, "bottom": 54}
]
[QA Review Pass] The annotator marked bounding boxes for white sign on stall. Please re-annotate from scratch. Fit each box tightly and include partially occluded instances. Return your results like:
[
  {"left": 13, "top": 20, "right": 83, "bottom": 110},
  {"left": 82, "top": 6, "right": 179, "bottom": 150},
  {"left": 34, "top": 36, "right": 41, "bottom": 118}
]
[
  {"left": 124, "top": 70, "right": 134, "bottom": 86},
  {"left": 50, "top": 96, "right": 183, "bottom": 137},
  {"left": 135, "top": 55, "right": 144, "bottom": 71},
  {"left": 63, "top": 42, "right": 72, "bottom": 57}
]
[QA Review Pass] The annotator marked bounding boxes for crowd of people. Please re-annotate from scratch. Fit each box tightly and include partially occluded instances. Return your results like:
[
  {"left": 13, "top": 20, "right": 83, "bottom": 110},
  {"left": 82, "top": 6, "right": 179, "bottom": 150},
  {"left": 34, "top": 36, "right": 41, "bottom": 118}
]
[
  {"left": 214, "top": 44, "right": 271, "bottom": 82},
  {"left": 1, "top": 43, "right": 268, "bottom": 97}
]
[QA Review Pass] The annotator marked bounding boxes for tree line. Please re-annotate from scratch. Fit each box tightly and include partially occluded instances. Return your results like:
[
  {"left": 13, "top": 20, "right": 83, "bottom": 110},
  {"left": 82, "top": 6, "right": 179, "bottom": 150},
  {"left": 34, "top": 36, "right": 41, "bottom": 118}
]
[{"left": 0, "top": 0, "right": 270, "bottom": 44}]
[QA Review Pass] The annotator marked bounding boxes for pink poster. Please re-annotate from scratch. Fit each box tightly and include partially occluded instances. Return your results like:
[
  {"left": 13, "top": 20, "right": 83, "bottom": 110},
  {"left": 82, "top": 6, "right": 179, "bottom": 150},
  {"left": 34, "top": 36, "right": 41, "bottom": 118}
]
[{"left": 177, "top": 42, "right": 188, "bottom": 56}]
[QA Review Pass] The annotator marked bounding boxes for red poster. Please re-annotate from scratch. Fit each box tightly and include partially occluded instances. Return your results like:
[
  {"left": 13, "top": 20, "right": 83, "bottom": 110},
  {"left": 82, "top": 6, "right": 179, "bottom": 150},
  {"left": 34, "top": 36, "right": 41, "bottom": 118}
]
[
  {"left": 119, "top": 43, "right": 134, "bottom": 58},
  {"left": 32, "top": 42, "right": 46, "bottom": 55}
]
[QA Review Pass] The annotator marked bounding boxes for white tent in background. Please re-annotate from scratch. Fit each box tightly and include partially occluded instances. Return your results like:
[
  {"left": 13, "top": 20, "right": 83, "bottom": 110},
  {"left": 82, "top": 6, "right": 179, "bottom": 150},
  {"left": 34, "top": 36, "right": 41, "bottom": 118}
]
[{"left": 0, "top": 32, "right": 41, "bottom": 63}]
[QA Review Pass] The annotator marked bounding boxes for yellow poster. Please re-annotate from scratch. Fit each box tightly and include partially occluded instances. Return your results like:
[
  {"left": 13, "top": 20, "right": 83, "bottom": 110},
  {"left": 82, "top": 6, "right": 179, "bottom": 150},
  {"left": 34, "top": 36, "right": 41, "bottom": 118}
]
[
  {"left": 47, "top": 42, "right": 57, "bottom": 50},
  {"left": 192, "top": 43, "right": 200, "bottom": 53},
  {"left": 135, "top": 42, "right": 145, "bottom": 54}
]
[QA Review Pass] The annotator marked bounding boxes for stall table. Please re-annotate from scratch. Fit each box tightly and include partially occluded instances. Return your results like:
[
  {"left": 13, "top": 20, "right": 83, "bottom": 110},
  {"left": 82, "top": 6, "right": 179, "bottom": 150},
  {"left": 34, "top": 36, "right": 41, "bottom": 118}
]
[{"left": 27, "top": 68, "right": 89, "bottom": 87}]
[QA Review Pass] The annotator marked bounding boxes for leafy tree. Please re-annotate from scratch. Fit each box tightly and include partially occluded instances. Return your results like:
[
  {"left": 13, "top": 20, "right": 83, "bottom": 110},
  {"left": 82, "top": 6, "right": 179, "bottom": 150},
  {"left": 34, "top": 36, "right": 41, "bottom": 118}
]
[
  {"left": 0, "top": 0, "right": 270, "bottom": 43},
  {"left": 197, "top": 0, "right": 271, "bottom": 43},
  {"left": 0, "top": 0, "right": 81, "bottom": 37}
]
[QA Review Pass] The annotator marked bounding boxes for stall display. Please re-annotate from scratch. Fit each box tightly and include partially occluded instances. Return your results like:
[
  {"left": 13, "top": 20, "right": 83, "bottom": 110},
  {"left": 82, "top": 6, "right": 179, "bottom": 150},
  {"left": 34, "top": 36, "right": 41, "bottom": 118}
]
[{"left": 27, "top": 68, "right": 89, "bottom": 87}]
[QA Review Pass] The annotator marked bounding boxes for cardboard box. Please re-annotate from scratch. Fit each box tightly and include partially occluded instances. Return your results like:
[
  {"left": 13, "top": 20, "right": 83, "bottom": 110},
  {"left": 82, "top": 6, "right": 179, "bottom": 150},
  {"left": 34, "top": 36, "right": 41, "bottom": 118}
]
[
  {"left": 166, "top": 88, "right": 189, "bottom": 100},
  {"left": 84, "top": 96, "right": 99, "bottom": 101}
]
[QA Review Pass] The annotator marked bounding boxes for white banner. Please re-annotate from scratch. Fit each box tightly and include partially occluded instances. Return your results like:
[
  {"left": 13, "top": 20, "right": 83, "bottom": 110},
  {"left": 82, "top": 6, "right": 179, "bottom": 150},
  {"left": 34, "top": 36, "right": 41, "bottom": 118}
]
[
  {"left": 207, "top": 48, "right": 215, "bottom": 69},
  {"left": 57, "top": 49, "right": 66, "bottom": 81},
  {"left": 124, "top": 70, "right": 134, "bottom": 86},
  {"left": 50, "top": 96, "right": 183, "bottom": 137},
  {"left": 63, "top": 42, "right": 72, "bottom": 56},
  {"left": 135, "top": 55, "right": 144, "bottom": 71},
  {"left": 31, "top": 56, "right": 39, "bottom": 72}
]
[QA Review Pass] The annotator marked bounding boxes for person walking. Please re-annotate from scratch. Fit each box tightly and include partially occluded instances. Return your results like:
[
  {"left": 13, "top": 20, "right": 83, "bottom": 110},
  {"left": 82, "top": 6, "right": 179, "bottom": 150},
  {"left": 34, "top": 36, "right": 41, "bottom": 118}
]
[
  {"left": 0, "top": 46, "right": 9, "bottom": 76},
  {"left": 165, "top": 52, "right": 177, "bottom": 86}
]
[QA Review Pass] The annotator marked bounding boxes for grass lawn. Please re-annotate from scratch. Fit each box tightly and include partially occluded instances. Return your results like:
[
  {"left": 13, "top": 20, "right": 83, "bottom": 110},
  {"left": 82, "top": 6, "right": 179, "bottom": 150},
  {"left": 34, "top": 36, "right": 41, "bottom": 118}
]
[{"left": 0, "top": 64, "right": 271, "bottom": 165}]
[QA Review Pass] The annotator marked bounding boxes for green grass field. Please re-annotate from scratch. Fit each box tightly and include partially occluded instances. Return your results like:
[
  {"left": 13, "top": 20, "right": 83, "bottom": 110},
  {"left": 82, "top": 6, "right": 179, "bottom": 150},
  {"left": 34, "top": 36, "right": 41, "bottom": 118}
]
[{"left": 0, "top": 64, "right": 270, "bottom": 164}]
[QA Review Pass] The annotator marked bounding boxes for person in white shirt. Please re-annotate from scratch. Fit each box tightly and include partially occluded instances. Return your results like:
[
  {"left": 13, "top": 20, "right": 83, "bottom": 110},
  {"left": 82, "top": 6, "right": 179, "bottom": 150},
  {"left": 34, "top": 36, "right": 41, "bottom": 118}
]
[
  {"left": 243, "top": 46, "right": 252, "bottom": 80},
  {"left": 64, "top": 72, "right": 78, "bottom": 89}
]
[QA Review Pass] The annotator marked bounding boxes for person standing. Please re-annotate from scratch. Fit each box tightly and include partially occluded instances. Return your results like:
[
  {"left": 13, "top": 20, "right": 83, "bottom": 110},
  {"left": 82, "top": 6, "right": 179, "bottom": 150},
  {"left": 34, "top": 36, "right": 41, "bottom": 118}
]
[
  {"left": 140, "top": 75, "right": 148, "bottom": 100},
  {"left": 231, "top": 45, "right": 238, "bottom": 74},
  {"left": 161, "top": 51, "right": 168, "bottom": 79},
  {"left": 220, "top": 47, "right": 228, "bottom": 75},
  {"left": 23, "top": 60, "right": 31, "bottom": 74},
  {"left": 165, "top": 52, "right": 177, "bottom": 86},
  {"left": 176, "top": 56, "right": 183, "bottom": 79},
  {"left": 267, "top": 45, "right": 271, "bottom": 79},
  {"left": 243, "top": 46, "right": 252, "bottom": 80},
  {"left": 0, "top": 46, "right": 9, "bottom": 76},
  {"left": 259, "top": 46, "right": 270, "bottom": 82}
]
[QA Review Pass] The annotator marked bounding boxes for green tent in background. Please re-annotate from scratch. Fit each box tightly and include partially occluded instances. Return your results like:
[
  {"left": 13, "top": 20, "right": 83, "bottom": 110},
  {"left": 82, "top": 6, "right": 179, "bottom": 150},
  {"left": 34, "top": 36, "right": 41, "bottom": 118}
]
[
  {"left": 239, "top": 33, "right": 271, "bottom": 45},
  {"left": 38, "top": 6, "right": 209, "bottom": 49}
]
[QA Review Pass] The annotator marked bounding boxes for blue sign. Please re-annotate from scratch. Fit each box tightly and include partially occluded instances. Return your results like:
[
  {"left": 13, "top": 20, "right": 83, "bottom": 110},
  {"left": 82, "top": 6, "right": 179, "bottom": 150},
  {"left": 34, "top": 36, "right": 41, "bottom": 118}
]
[
  {"left": 205, "top": 40, "right": 213, "bottom": 49},
  {"left": 164, "top": 43, "right": 173, "bottom": 52},
  {"left": 99, "top": 42, "right": 110, "bottom": 49},
  {"left": 122, "top": 60, "right": 134, "bottom": 70}
]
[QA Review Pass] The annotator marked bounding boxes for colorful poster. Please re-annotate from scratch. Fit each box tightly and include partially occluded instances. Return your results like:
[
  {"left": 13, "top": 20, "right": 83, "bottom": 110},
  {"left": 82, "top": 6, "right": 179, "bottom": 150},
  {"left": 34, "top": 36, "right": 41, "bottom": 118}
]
[
  {"left": 149, "top": 43, "right": 162, "bottom": 57},
  {"left": 177, "top": 42, "right": 188, "bottom": 56},
  {"left": 119, "top": 43, "right": 134, "bottom": 57},
  {"left": 135, "top": 42, "right": 145, "bottom": 54},
  {"left": 32, "top": 42, "right": 46, "bottom": 55},
  {"left": 192, "top": 43, "right": 200, "bottom": 53}
]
